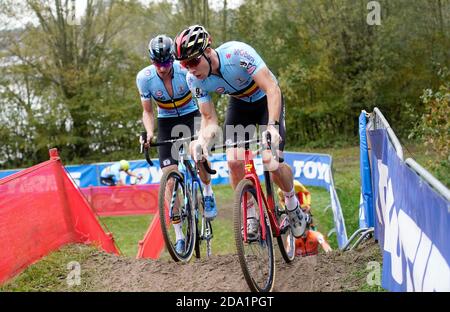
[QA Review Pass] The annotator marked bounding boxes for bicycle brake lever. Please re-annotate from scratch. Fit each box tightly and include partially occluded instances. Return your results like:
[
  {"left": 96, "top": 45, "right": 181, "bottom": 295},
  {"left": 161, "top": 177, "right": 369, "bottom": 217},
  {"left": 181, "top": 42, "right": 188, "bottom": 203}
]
[
  {"left": 140, "top": 131, "right": 147, "bottom": 153},
  {"left": 202, "top": 160, "right": 216, "bottom": 175},
  {"left": 265, "top": 131, "right": 272, "bottom": 150},
  {"left": 195, "top": 143, "right": 216, "bottom": 175},
  {"left": 264, "top": 131, "right": 280, "bottom": 161},
  {"left": 140, "top": 131, "right": 154, "bottom": 166}
]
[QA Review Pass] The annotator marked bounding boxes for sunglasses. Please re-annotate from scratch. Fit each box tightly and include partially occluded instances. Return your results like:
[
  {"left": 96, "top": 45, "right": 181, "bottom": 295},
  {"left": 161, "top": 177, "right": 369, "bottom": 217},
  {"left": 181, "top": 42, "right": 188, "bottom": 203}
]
[
  {"left": 180, "top": 54, "right": 203, "bottom": 69},
  {"left": 153, "top": 59, "right": 173, "bottom": 69}
]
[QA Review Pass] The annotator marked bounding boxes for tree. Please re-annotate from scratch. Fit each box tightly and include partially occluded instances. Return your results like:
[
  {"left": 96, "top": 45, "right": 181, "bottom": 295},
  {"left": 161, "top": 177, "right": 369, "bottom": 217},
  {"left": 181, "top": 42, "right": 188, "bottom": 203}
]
[{"left": 1, "top": 0, "right": 146, "bottom": 166}]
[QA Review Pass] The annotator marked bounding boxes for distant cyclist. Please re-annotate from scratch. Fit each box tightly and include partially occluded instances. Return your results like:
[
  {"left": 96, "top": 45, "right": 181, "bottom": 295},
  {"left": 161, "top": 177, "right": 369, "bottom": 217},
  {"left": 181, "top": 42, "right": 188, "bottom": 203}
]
[
  {"left": 174, "top": 25, "right": 310, "bottom": 239},
  {"left": 100, "top": 160, "right": 141, "bottom": 186},
  {"left": 136, "top": 34, "right": 216, "bottom": 254}
]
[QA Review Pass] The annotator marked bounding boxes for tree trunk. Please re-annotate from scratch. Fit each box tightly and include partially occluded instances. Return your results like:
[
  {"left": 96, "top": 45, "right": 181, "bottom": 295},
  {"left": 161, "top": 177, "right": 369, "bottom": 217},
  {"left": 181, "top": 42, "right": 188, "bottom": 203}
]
[{"left": 222, "top": 0, "right": 227, "bottom": 42}]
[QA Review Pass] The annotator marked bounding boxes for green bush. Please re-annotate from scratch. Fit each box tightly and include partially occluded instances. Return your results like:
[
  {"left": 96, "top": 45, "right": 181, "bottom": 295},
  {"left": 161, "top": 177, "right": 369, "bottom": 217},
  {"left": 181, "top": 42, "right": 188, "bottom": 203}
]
[{"left": 409, "top": 68, "right": 449, "bottom": 187}]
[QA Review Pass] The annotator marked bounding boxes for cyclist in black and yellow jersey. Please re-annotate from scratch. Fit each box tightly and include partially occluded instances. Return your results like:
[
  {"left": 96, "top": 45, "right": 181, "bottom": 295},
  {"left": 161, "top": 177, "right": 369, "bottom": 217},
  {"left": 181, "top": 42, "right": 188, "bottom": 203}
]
[{"left": 136, "top": 34, "right": 216, "bottom": 254}]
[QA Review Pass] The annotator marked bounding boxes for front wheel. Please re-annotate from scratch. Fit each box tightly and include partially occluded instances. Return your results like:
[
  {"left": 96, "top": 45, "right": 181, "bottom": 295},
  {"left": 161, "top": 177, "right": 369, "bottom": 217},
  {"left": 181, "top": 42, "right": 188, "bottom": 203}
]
[
  {"left": 158, "top": 168, "right": 196, "bottom": 262},
  {"left": 234, "top": 179, "right": 275, "bottom": 292}
]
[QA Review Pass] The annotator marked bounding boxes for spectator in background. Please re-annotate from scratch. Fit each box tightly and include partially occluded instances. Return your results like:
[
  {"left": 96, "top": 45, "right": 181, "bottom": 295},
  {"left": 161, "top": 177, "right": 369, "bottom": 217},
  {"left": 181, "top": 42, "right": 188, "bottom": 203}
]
[
  {"left": 295, "top": 227, "right": 332, "bottom": 257},
  {"left": 100, "top": 160, "right": 142, "bottom": 186},
  {"left": 277, "top": 180, "right": 332, "bottom": 256}
]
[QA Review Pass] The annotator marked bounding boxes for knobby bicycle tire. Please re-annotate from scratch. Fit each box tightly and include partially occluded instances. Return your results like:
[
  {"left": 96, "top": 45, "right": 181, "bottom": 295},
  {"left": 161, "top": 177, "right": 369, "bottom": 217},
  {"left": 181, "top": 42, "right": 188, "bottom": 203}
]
[
  {"left": 193, "top": 184, "right": 202, "bottom": 259},
  {"left": 158, "top": 167, "right": 196, "bottom": 262},
  {"left": 233, "top": 179, "right": 275, "bottom": 292}
]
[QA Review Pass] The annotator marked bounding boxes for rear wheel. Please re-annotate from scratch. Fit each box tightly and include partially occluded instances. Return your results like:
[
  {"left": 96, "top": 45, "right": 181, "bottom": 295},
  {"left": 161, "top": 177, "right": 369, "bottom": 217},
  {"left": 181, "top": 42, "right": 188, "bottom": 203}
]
[
  {"left": 234, "top": 179, "right": 275, "bottom": 292},
  {"left": 158, "top": 168, "right": 196, "bottom": 262},
  {"left": 275, "top": 203, "right": 296, "bottom": 262}
]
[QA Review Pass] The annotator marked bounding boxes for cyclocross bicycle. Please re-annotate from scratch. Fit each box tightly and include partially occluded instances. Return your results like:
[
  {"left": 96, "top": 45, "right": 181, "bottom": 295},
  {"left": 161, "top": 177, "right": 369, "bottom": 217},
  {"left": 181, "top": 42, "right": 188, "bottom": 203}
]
[
  {"left": 231, "top": 133, "right": 296, "bottom": 292},
  {"left": 140, "top": 132, "right": 216, "bottom": 262}
]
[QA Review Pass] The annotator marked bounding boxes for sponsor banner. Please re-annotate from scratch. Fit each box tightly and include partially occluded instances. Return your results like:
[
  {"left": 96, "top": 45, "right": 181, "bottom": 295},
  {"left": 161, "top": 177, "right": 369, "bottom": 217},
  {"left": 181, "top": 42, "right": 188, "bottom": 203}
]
[
  {"left": 285, "top": 152, "right": 333, "bottom": 189},
  {"left": 369, "top": 129, "right": 450, "bottom": 291},
  {"left": 329, "top": 176, "right": 348, "bottom": 249},
  {"left": 206, "top": 152, "right": 333, "bottom": 189},
  {"left": 65, "top": 164, "right": 98, "bottom": 187},
  {"left": 1, "top": 152, "right": 334, "bottom": 189}
]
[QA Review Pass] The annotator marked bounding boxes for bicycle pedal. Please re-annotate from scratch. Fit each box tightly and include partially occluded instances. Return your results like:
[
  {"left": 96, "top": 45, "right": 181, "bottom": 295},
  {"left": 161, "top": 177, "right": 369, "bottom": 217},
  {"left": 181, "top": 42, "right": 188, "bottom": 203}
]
[
  {"left": 279, "top": 216, "right": 290, "bottom": 234},
  {"left": 244, "top": 232, "right": 260, "bottom": 243},
  {"left": 248, "top": 237, "right": 260, "bottom": 243},
  {"left": 276, "top": 205, "right": 286, "bottom": 216}
]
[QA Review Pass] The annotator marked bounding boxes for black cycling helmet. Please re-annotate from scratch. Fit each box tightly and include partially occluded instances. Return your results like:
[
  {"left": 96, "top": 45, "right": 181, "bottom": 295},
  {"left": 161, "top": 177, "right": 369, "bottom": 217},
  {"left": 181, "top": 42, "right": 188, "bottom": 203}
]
[
  {"left": 148, "top": 35, "right": 174, "bottom": 63},
  {"left": 174, "top": 25, "right": 211, "bottom": 61}
]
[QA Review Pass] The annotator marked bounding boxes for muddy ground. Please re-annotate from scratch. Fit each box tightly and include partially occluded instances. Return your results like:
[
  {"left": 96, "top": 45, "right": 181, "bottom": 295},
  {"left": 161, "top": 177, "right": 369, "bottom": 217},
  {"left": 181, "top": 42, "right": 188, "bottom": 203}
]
[{"left": 72, "top": 238, "right": 381, "bottom": 292}]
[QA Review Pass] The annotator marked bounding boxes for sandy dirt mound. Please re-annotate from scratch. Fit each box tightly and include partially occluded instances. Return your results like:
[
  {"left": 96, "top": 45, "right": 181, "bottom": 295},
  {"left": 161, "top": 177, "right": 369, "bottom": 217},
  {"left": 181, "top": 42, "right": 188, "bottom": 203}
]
[{"left": 79, "top": 239, "right": 381, "bottom": 292}]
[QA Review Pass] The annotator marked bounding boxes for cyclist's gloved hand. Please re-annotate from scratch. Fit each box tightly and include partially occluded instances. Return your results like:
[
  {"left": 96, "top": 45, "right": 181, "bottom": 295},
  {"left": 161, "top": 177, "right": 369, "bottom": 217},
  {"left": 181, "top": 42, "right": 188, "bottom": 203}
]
[
  {"left": 262, "top": 124, "right": 282, "bottom": 150},
  {"left": 193, "top": 142, "right": 205, "bottom": 162},
  {"left": 140, "top": 132, "right": 155, "bottom": 148}
]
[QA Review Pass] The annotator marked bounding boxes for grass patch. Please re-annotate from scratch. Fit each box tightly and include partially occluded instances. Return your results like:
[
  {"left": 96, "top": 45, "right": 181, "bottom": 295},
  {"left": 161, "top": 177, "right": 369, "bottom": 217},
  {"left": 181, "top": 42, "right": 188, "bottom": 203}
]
[
  {"left": 213, "top": 184, "right": 235, "bottom": 205},
  {"left": 307, "top": 186, "right": 340, "bottom": 249},
  {"left": 100, "top": 215, "right": 154, "bottom": 257},
  {"left": 0, "top": 244, "right": 97, "bottom": 292},
  {"left": 344, "top": 242, "right": 385, "bottom": 292},
  {"left": 209, "top": 219, "right": 234, "bottom": 255}
]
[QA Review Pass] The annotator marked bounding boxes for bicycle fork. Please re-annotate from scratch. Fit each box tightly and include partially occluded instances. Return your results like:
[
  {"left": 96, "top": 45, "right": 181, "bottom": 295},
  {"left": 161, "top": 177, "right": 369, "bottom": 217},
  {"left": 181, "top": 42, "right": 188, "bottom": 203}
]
[{"left": 194, "top": 182, "right": 213, "bottom": 258}]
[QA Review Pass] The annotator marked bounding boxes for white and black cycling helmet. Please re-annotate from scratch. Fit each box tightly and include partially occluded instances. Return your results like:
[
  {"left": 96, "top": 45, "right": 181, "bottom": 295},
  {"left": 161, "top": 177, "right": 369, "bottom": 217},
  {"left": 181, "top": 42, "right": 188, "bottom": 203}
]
[{"left": 148, "top": 34, "right": 174, "bottom": 64}]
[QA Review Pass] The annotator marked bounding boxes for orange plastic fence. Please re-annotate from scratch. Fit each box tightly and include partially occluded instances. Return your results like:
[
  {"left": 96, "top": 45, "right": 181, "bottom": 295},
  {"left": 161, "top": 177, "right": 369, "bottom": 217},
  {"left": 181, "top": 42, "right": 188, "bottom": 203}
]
[
  {"left": 81, "top": 184, "right": 158, "bottom": 216},
  {"left": 136, "top": 214, "right": 165, "bottom": 259},
  {"left": 136, "top": 190, "right": 171, "bottom": 259},
  {"left": 80, "top": 184, "right": 165, "bottom": 260},
  {"left": 0, "top": 149, "right": 119, "bottom": 285}
]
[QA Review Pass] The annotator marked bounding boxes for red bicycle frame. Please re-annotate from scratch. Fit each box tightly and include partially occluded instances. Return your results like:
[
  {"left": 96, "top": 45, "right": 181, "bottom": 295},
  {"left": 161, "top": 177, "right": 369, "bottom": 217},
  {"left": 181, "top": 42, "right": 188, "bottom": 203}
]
[{"left": 241, "top": 149, "right": 282, "bottom": 243}]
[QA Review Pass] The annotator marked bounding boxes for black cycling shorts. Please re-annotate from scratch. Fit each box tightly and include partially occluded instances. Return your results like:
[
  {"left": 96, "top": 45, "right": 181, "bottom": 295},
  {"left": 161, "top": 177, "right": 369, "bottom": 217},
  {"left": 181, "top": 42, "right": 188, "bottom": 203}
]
[
  {"left": 223, "top": 95, "right": 286, "bottom": 152},
  {"left": 157, "top": 110, "right": 201, "bottom": 168}
]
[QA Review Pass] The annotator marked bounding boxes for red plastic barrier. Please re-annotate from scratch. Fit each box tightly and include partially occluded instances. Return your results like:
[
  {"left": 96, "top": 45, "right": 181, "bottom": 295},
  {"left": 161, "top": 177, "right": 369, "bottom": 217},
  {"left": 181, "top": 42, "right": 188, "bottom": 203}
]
[
  {"left": 81, "top": 184, "right": 158, "bottom": 217},
  {"left": 0, "top": 149, "right": 119, "bottom": 285},
  {"left": 136, "top": 214, "right": 166, "bottom": 259},
  {"left": 136, "top": 188, "right": 170, "bottom": 259}
]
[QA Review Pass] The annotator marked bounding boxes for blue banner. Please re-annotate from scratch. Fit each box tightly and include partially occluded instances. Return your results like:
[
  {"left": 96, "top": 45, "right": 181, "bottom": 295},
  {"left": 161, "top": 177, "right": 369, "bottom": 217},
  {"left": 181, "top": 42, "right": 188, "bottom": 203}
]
[
  {"left": 369, "top": 129, "right": 450, "bottom": 291},
  {"left": 359, "top": 112, "right": 374, "bottom": 228},
  {"left": 1, "top": 152, "right": 334, "bottom": 189},
  {"left": 0, "top": 170, "right": 19, "bottom": 180},
  {"left": 329, "top": 172, "right": 348, "bottom": 248}
]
